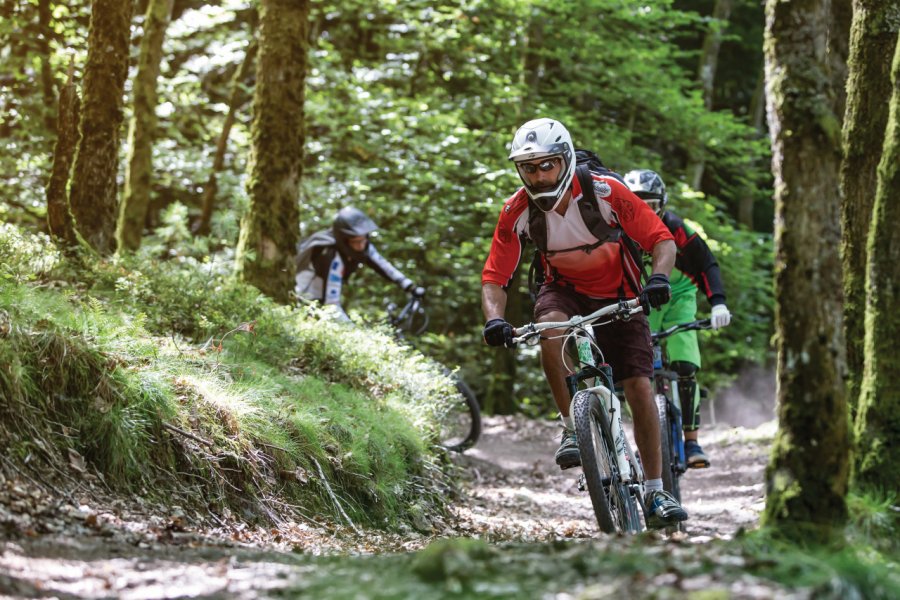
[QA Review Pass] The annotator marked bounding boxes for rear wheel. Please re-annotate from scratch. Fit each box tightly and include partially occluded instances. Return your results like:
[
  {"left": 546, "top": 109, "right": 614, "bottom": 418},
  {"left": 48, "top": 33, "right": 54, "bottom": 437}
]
[
  {"left": 439, "top": 373, "right": 481, "bottom": 453},
  {"left": 655, "top": 392, "right": 681, "bottom": 503},
  {"left": 573, "top": 390, "right": 641, "bottom": 534}
]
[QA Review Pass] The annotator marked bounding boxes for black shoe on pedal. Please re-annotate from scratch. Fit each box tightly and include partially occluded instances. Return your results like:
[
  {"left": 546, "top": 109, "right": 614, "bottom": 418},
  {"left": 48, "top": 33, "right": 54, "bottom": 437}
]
[
  {"left": 555, "top": 427, "right": 580, "bottom": 470},
  {"left": 645, "top": 490, "right": 688, "bottom": 529}
]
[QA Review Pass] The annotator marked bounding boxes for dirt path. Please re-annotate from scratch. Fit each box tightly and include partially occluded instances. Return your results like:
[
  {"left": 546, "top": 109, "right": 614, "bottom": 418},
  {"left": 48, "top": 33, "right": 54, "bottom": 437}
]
[
  {"left": 0, "top": 413, "right": 776, "bottom": 597},
  {"left": 451, "top": 415, "right": 773, "bottom": 542}
]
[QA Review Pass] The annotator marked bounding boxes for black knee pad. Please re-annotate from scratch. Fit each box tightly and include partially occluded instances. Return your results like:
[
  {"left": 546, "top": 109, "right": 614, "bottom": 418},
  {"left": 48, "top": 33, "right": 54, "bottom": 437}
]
[
  {"left": 670, "top": 361, "right": 698, "bottom": 378},
  {"left": 670, "top": 361, "right": 700, "bottom": 431}
]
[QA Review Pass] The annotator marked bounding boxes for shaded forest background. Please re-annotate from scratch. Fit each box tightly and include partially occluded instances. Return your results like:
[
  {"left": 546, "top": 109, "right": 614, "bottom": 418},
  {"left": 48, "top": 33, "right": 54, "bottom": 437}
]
[{"left": 0, "top": 0, "right": 774, "bottom": 414}]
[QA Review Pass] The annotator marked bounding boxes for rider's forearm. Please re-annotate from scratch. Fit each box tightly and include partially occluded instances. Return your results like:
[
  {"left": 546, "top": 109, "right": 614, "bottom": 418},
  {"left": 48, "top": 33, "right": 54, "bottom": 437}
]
[
  {"left": 649, "top": 239, "right": 676, "bottom": 277},
  {"left": 481, "top": 283, "right": 508, "bottom": 322}
]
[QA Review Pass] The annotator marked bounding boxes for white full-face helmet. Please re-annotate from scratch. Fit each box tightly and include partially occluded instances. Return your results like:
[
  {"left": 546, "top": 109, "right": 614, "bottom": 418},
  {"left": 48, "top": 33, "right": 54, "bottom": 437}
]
[{"left": 508, "top": 118, "right": 576, "bottom": 213}]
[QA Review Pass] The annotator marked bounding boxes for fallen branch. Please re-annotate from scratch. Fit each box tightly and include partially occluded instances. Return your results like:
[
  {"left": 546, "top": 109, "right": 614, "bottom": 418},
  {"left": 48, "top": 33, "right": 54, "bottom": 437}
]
[
  {"left": 312, "top": 457, "right": 361, "bottom": 535},
  {"left": 162, "top": 422, "right": 214, "bottom": 448}
]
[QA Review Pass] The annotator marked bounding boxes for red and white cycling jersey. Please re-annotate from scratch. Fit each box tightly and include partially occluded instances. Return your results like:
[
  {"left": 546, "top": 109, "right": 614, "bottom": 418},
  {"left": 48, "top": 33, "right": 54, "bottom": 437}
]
[{"left": 482, "top": 172, "right": 674, "bottom": 299}]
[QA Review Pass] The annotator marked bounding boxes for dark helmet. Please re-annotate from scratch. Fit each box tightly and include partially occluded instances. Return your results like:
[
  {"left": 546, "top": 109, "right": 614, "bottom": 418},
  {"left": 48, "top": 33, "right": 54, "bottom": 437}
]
[
  {"left": 332, "top": 207, "right": 377, "bottom": 261},
  {"left": 624, "top": 169, "right": 668, "bottom": 215},
  {"left": 333, "top": 206, "right": 378, "bottom": 238}
]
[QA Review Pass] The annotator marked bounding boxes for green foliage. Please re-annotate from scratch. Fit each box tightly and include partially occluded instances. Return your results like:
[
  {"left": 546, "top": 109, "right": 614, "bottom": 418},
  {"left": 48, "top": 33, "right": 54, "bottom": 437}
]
[
  {"left": 741, "top": 530, "right": 900, "bottom": 599},
  {"left": 2, "top": 0, "right": 775, "bottom": 413},
  {"left": 846, "top": 490, "right": 899, "bottom": 555},
  {"left": 0, "top": 224, "right": 456, "bottom": 528}
]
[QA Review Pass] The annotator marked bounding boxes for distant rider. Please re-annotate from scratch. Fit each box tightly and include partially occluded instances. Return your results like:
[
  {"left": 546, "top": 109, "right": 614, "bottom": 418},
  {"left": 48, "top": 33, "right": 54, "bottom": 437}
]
[
  {"left": 624, "top": 169, "right": 731, "bottom": 468},
  {"left": 295, "top": 207, "right": 424, "bottom": 319}
]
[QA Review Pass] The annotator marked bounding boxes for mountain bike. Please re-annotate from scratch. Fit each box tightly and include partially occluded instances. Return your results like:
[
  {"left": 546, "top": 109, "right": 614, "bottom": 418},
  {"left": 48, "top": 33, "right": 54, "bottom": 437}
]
[
  {"left": 387, "top": 293, "right": 481, "bottom": 453},
  {"left": 511, "top": 298, "right": 646, "bottom": 534},
  {"left": 652, "top": 318, "right": 711, "bottom": 504}
]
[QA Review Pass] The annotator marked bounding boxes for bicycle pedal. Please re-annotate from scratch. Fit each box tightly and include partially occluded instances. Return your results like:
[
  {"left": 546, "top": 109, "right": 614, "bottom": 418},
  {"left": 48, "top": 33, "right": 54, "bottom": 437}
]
[{"left": 576, "top": 473, "right": 586, "bottom": 492}]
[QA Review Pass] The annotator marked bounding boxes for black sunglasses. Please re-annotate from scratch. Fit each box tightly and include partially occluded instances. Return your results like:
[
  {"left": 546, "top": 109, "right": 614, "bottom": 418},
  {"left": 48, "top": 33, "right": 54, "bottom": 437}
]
[{"left": 517, "top": 157, "right": 562, "bottom": 174}]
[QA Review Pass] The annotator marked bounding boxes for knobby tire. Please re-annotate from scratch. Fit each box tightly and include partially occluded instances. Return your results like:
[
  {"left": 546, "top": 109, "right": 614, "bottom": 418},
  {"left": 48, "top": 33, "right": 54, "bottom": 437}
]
[
  {"left": 439, "top": 373, "right": 481, "bottom": 453},
  {"left": 573, "top": 390, "right": 641, "bottom": 534},
  {"left": 655, "top": 392, "right": 681, "bottom": 503}
]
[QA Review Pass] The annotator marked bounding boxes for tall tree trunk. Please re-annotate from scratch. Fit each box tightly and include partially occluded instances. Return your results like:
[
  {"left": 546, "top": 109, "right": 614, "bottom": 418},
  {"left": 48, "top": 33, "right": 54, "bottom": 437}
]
[
  {"left": 688, "top": 0, "right": 734, "bottom": 191},
  {"left": 38, "top": 0, "right": 56, "bottom": 131},
  {"left": 839, "top": 0, "right": 899, "bottom": 416},
  {"left": 854, "top": 32, "right": 900, "bottom": 491},
  {"left": 46, "top": 61, "right": 80, "bottom": 247},
  {"left": 235, "top": 0, "right": 308, "bottom": 302},
  {"left": 117, "top": 0, "right": 174, "bottom": 252},
  {"left": 483, "top": 267, "right": 524, "bottom": 415},
  {"left": 762, "top": 0, "right": 849, "bottom": 542},
  {"left": 483, "top": 17, "right": 543, "bottom": 414},
  {"left": 68, "top": 0, "right": 134, "bottom": 255},
  {"left": 738, "top": 68, "right": 767, "bottom": 228},
  {"left": 194, "top": 39, "right": 258, "bottom": 237}
]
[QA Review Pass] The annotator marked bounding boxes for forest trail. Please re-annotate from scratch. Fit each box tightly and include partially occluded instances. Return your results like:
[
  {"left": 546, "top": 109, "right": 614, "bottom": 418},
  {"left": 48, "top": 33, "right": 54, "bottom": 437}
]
[
  {"left": 0, "top": 389, "right": 778, "bottom": 598},
  {"left": 451, "top": 415, "right": 773, "bottom": 542}
]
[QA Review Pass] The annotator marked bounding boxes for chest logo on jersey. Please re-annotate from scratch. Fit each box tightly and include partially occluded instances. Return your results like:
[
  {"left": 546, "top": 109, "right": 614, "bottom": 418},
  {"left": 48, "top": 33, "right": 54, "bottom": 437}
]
[{"left": 593, "top": 181, "right": 612, "bottom": 198}]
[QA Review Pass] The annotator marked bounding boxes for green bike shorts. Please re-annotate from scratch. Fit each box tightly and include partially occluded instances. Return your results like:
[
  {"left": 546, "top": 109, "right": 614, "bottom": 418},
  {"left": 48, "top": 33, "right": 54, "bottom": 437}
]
[{"left": 648, "top": 289, "right": 701, "bottom": 367}]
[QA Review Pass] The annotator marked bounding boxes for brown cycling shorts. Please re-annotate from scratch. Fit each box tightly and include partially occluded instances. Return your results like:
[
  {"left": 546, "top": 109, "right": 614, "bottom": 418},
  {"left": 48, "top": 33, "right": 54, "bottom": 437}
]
[{"left": 534, "top": 283, "right": 653, "bottom": 382}]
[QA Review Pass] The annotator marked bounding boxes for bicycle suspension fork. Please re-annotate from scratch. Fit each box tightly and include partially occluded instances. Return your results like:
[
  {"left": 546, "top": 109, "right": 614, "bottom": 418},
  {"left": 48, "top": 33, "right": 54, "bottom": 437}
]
[{"left": 569, "top": 331, "right": 631, "bottom": 481}]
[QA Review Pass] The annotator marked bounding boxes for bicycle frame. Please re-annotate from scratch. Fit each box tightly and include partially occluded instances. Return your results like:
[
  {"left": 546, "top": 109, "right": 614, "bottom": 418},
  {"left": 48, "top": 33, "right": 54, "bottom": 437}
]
[
  {"left": 652, "top": 318, "right": 711, "bottom": 495},
  {"left": 513, "top": 299, "right": 646, "bottom": 484}
]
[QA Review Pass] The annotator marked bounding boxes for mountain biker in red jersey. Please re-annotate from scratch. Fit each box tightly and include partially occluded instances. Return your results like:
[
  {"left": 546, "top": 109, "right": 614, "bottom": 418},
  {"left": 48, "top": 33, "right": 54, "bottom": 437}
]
[
  {"left": 625, "top": 169, "right": 732, "bottom": 469},
  {"left": 295, "top": 207, "right": 424, "bottom": 320},
  {"left": 480, "top": 117, "right": 687, "bottom": 529}
]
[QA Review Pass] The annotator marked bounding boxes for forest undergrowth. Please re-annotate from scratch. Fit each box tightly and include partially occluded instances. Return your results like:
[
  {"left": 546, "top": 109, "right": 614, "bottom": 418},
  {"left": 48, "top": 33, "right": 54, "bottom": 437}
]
[{"left": 0, "top": 223, "right": 460, "bottom": 534}]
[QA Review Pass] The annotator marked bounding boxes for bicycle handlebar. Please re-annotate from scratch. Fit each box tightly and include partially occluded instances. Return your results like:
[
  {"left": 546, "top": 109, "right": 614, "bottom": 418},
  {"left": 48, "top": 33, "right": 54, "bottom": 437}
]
[
  {"left": 651, "top": 318, "right": 711, "bottom": 343},
  {"left": 511, "top": 298, "right": 644, "bottom": 345}
]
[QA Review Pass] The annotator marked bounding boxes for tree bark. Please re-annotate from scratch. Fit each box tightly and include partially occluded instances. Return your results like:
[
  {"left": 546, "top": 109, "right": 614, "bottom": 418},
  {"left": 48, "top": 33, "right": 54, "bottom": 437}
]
[
  {"left": 194, "top": 39, "right": 258, "bottom": 237},
  {"left": 839, "top": 0, "right": 899, "bottom": 415},
  {"left": 688, "top": 0, "right": 734, "bottom": 191},
  {"left": 38, "top": 0, "right": 57, "bottom": 131},
  {"left": 117, "top": 0, "right": 174, "bottom": 252},
  {"left": 68, "top": 0, "right": 134, "bottom": 255},
  {"left": 854, "top": 32, "right": 900, "bottom": 491},
  {"left": 483, "top": 267, "right": 524, "bottom": 415},
  {"left": 738, "top": 68, "right": 767, "bottom": 228},
  {"left": 46, "top": 61, "right": 80, "bottom": 247},
  {"left": 235, "top": 0, "right": 308, "bottom": 302},
  {"left": 762, "top": 0, "right": 849, "bottom": 541}
]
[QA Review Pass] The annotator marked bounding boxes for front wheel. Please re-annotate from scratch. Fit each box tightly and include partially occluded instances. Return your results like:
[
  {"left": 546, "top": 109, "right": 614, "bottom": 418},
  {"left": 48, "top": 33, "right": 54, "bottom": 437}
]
[
  {"left": 439, "top": 373, "right": 481, "bottom": 453},
  {"left": 655, "top": 393, "right": 682, "bottom": 503},
  {"left": 573, "top": 390, "right": 642, "bottom": 534}
]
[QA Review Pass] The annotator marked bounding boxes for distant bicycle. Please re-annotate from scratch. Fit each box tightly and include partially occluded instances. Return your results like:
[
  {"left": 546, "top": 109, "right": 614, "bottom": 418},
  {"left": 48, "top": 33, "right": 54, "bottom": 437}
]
[
  {"left": 651, "top": 319, "right": 712, "bottom": 504},
  {"left": 387, "top": 292, "right": 481, "bottom": 453},
  {"left": 512, "top": 298, "right": 646, "bottom": 534}
]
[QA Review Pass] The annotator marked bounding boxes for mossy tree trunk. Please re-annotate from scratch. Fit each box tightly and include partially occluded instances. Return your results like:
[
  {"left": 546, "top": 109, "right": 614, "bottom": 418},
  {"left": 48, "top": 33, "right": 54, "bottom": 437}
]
[
  {"left": 194, "top": 39, "right": 258, "bottom": 237},
  {"left": 762, "top": 0, "right": 849, "bottom": 542},
  {"left": 839, "top": 0, "right": 899, "bottom": 416},
  {"left": 117, "top": 0, "right": 174, "bottom": 252},
  {"left": 235, "top": 0, "right": 308, "bottom": 302},
  {"left": 46, "top": 62, "right": 80, "bottom": 247},
  {"left": 68, "top": 0, "right": 133, "bottom": 255},
  {"left": 688, "top": 0, "right": 734, "bottom": 190},
  {"left": 853, "top": 34, "right": 900, "bottom": 491},
  {"left": 483, "top": 267, "right": 524, "bottom": 415},
  {"left": 38, "top": 0, "right": 56, "bottom": 131}
]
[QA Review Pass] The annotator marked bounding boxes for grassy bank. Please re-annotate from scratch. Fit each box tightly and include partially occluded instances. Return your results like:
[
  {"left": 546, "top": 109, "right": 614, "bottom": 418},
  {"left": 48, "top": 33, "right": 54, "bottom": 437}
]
[{"left": 0, "top": 223, "right": 458, "bottom": 530}]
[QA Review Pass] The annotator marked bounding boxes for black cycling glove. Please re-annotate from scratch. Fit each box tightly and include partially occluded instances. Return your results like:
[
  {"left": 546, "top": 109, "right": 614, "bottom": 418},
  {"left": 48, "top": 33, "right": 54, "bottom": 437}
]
[
  {"left": 640, "top": 273, "right": 671, "bottom": 310},
  {"left": 483, "top": 318, "right": 514, "bottom": 348}
]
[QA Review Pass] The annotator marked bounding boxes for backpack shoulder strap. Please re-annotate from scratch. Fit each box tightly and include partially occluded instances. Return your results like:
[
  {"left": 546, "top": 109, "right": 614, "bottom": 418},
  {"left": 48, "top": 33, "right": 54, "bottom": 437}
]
[
  {"left": 577, "top": 166, "right": 648, "bottom": 293},
  {"left": 575, "top": 165, "right": 619, "bottom": 243}
]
